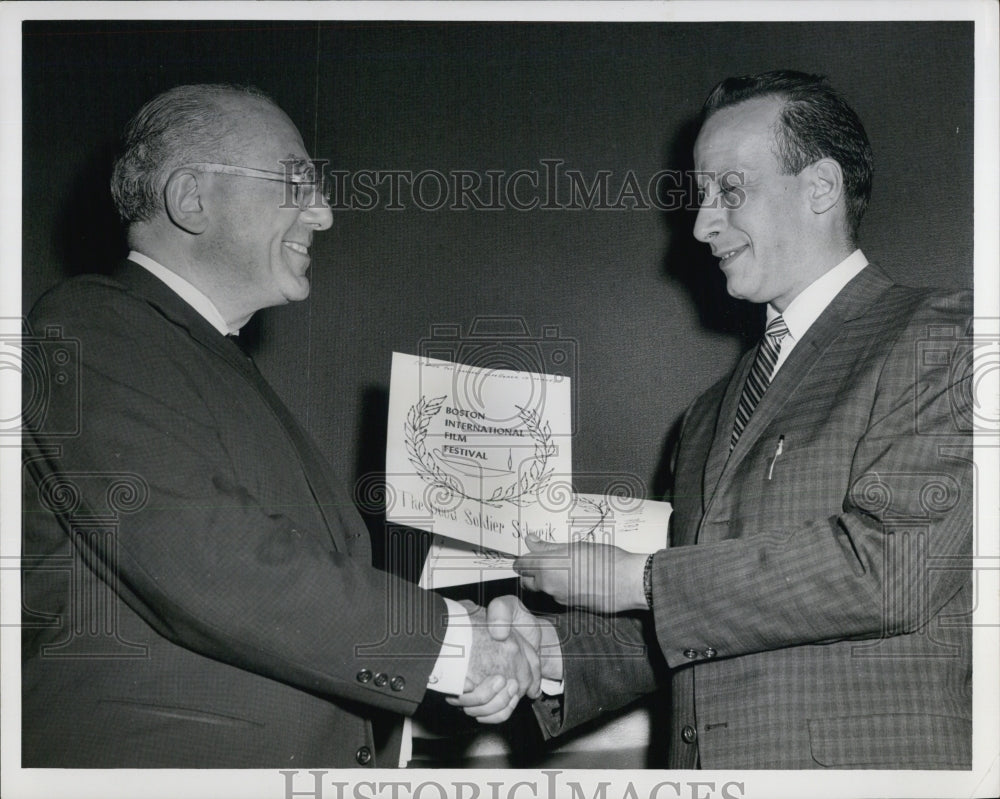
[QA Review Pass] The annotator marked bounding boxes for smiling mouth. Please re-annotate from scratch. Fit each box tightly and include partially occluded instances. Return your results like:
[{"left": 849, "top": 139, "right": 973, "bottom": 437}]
[
  {"left": 282, "top": 241, "right": 309, "bottom": 256},
  {"left": 717, "top": 245, "right": 748, "bottom": 264}
]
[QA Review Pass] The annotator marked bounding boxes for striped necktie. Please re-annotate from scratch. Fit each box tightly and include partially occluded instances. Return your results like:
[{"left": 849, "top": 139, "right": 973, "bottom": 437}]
[{"left": 730, "top": 315, "right": 789, "bottom": 450}]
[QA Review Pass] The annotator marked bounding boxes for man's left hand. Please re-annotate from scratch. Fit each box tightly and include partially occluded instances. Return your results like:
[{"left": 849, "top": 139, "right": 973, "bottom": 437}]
[{"left": 514, "top": 534, "right": 649, "bottom": 614}]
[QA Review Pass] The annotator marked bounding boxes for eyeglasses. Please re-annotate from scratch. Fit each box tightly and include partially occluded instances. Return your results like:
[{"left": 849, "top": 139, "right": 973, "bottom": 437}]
[{"left": 178, "top": 161, "right": 331, "bottom": 209}]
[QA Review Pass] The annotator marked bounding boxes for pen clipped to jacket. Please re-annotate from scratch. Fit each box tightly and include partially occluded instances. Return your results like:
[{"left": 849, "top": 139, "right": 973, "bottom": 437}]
[{"left": 767, "top": 435, "right": 785, "bottom": 480}]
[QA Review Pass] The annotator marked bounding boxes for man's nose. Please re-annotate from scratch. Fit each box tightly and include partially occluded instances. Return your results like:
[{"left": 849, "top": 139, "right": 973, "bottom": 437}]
[
  {"left": 692, "top": 197, "right": 724, "bottom": 243},
  {"left": 300, "top": 200, "right": 333, "bottom": 231}
]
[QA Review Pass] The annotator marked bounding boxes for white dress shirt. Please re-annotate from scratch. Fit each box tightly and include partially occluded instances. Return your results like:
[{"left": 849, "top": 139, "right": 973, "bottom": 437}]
[
  {"left": 129, "top": 250, "right": 235, "bottom": 335},
  {"left": 768, "top": 249, "right": 869, "bottom": 378}
]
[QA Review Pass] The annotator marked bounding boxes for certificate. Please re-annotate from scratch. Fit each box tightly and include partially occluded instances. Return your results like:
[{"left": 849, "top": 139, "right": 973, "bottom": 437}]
[
  {"left": 418, "top": 494, "right": 673, "bottom": 589},
  {"left": 385, "top": 352, "right": 572, "bottom": 555}
]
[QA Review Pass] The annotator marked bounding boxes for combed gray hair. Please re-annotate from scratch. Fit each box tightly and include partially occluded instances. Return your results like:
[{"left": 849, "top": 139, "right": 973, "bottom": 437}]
[{"left": 110, "top": 83, "right": 276, "bottom": 224}]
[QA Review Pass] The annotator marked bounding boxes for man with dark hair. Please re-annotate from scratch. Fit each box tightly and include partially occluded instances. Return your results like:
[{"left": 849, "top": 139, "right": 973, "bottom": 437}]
[
  {"left": 702, "top": 70, "right": 873, "bottom": 240},
  {"left": 21, "top": 83, "right": 536, "bottom": 768},
  {"left": 460, "top": 70, "right": 973, "bottom": 769}
]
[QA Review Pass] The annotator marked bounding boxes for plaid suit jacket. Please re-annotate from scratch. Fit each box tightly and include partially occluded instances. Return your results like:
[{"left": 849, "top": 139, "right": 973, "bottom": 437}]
[
  {"left": 544, "top": 265, "right": 973, "bottom": 769},
  {"left": 21, "top": 260, "right": 447, "bottom": 768}
]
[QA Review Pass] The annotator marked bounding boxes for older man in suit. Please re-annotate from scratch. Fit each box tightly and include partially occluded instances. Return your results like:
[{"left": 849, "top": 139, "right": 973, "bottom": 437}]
[
  {"left": 21, "top": 83, "right": 538, "bottom": 768},
  {"left": 459, "top": 71, "right": 973, "bottom": 769}
]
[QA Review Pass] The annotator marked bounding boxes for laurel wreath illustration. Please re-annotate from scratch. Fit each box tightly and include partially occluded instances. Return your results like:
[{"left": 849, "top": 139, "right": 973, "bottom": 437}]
[
  {"left": 405, "top": 395, "right": 556, "bottom": 508},
  {"left": 569, "top": 495, "right": 612, "bottom": 542}
]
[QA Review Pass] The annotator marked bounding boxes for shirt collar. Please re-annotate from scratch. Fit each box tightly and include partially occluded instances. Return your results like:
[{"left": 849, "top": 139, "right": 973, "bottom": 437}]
[
  {"left": 766, "top": 249, "right": 869, "bottom": 342},
  {"left": 128, "top": 250, "right": 237, "bottom": 336}
]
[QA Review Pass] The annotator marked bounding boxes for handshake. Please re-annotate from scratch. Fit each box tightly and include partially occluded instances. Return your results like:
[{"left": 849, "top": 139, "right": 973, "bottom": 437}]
[
  {"left": 446, "top": 595, "right": 562, "bottom": 724},
  {"left": 443, "top": 535, "right": 648, "bottom": 723}
]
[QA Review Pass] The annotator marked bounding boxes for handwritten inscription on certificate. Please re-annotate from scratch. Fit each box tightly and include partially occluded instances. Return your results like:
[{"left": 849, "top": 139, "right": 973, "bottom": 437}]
[
  {"left": 418, "top": 494, "right": 673, "bottom": 589},
  {"left": 385, "top": 352, "right": 572, "bottom": 555}
]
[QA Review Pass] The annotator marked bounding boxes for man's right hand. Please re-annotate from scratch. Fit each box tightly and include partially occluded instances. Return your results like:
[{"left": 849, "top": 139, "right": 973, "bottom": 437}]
[
  {"left": 485, "top": 595, "right": 562, "bottom": 682},
  {"left": 447, "top": 596, "right": 562, "bottom": 723},
  {"left": 464, "top": 603, "right": 541, "bottom": 700}
]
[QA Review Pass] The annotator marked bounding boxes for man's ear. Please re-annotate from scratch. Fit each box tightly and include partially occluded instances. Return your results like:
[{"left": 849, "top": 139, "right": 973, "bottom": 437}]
[
  {"left": 163, "top": 169, "right": 209, "bottom": 234},
  {"left": 806, "top": 158, "right": 844, "bottom": 216}
]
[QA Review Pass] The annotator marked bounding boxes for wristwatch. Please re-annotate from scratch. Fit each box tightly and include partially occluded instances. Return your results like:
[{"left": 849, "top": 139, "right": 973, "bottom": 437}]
[{"left": 643, "top": 553, "right": 655, "bottom": 610}]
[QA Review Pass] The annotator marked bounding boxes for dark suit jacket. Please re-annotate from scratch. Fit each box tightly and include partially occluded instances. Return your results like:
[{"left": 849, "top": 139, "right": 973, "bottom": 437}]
[
  {"left": 21, "top": 260, "right": 448, "bottom": 768},
  {"left": 541, "top": 265, "right": 973, "bottom": 769}
]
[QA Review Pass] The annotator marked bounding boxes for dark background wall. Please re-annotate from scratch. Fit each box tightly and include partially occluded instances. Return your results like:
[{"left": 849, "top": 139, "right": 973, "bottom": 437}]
[
  {"left": 21, "top": 18, "right": 975, "bottom": 766},
  {"left": 22, "top": 20, "right": 974, "bottom": 509}
]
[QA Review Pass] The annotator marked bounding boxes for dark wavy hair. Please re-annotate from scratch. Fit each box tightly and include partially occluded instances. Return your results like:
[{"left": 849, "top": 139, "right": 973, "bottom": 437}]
[{"left": 703, "top": 70, "right": 873, "bottom": 241}]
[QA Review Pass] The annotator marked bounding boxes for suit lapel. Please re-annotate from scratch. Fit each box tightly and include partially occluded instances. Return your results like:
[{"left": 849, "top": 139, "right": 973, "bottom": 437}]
[
  {"left": 704, "top": 264, "right": 895, "bottom": 502},
  {"left": 113, "top": 259, "right": 249, "bottom": 370},
  {"left": 113, "top": 260, "right": 350, "bottom": 552}
]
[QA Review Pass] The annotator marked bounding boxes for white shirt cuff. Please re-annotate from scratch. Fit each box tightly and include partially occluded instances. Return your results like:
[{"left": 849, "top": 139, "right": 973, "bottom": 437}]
[
  {"left": 425, "top": 597, "right": 471, "bottom": 696},
  {"left": 540, "top": 678, "right": 564, "bottom": 695}
]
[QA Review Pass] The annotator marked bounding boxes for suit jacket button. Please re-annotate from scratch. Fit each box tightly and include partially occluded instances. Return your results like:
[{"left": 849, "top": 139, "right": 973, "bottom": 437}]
[
  {"left": 356, "top": 669, "right": 372, "bottom": 683},
  {"left": 681, "top": 725, "right": 697, "bottom": 744},
  {"left": 683, "top": 649, "right": 698, "bottom": 659},
  {"left": 356, "top": 746, "right": 372, "bottom": 765},
  {"left": 390, "top": 676, "right": 406, "bottom": 692},
  {"left": 703, "top": 647, "right": 717, "bottom": 658},
  {"left": 374, "top": 672, "right": 388, "bottom": 687}
]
